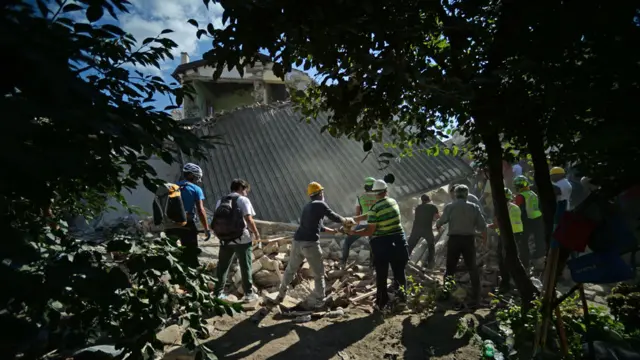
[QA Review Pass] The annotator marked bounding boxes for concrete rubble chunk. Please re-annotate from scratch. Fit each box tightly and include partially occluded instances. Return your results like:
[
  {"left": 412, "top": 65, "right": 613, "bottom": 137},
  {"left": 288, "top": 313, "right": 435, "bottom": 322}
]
[
  {"left": 254, "top": 269, "right": 281, "bottom": 287},
  {"left": 263, "top": 242, "right": 279, "bottom": 255},
  {"left": 278, "top": 244, "right": 291, "bottom": 253},
  {"left": 357, "top": 250, "right": 370, "bottom": 263},
  {"left": 156, "top": 324, "right": 183, "bottom": 345},
  {"left": 260, "top": 256, "right": 281, "bottom": 271},
  {"left": 253, "top": 248, "right": 264, "bottom": 259},
  {"left": 300, "top": 262, "right": 314, "bottom": 278},
  {"left": 251, "top": 260, "right": 263, "bottom": 275}
]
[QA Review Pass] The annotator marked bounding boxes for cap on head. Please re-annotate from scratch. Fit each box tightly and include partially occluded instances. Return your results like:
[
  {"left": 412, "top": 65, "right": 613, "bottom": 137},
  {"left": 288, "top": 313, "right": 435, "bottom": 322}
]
[
  {"left": 454, "top": 184, "right": 469, "bottom": 198},
  {"left": 364, "top": 177, "right": 375, "bottom": 187},
  {"left": 307, "top": 182, "right": 324, "bottom": 197},
  {"left": 505, "top": 187, "right": 513, "bottom": 200},
  {"left": 372, "top": 179, "right": 388, "bottom": 192},
  {"left": 550, "top": 167, "right": 565, "bottom": 176}
]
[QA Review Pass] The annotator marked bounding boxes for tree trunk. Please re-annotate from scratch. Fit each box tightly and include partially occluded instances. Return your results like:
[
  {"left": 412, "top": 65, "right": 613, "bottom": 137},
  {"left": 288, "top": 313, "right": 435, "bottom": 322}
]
[
  {"left": 484, "top": 132, "right": 536, "bottom": 310},
  {"left": 527, "top": 132, "right": 556, "bottom": 248}
]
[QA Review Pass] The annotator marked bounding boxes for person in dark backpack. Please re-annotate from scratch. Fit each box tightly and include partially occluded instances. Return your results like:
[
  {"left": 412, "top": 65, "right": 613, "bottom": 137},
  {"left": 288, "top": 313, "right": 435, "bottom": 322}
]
[
  {"left": 212, "top": 179, "right": 260, "bottom": 303},
  {"left": 165, "top": 163, "right": 210, "bottom": 267}
]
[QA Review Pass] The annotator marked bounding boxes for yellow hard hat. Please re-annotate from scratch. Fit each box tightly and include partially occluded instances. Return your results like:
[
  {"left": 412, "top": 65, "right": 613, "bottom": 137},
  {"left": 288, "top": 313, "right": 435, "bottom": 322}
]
[
  {"left": 550, "top": 167, "right": 565, "bottom": 175},
  {"left": 307, "top": 182, "right": 324, "bottom": 196}
]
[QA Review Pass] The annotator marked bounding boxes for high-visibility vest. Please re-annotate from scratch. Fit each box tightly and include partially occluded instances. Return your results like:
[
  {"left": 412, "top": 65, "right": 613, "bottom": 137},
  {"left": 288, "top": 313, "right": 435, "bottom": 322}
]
[
  {"left": 358, "top": 193, "right": 378, "bottom": 215},
  {"left": 520, "top": 190, "right": 542, "bottom": 219},
  {"left": 496, "top": 203, "right": 524, "bottom": 235}
]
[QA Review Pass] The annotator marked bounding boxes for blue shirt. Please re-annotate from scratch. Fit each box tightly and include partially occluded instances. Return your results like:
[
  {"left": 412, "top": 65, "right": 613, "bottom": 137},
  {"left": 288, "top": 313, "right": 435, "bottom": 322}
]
[{"left": 177, "top": 181, "right": 205, "bottom": 216}]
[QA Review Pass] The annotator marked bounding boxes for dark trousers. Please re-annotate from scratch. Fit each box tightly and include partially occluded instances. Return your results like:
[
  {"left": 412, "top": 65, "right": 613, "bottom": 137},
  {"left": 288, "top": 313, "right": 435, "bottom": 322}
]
[
  {"left": 165, "top": 220, "right": 200, "bottom": 268},
  {"left": 370, "top": 234, "right": 409, "bottom": 308},
  {"left": 525, "top": 217, "right": 545, "bottom": 258},
  {"left": 497, "top": 232, "right": 528, "bottom": 287},
  {"left": 214, "top": 243, "right": 254, "bottom": 296},
  {"left": 445, "top": 234, "right": 480, "bottom": 301},
  {"left": 408, "top": 231, "right": 435, "bottom": 268}
]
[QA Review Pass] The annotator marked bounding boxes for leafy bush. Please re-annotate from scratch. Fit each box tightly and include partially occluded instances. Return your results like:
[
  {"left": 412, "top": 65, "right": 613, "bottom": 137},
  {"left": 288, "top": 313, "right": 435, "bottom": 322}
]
[
  {"left": 494, "top": 292, "right": 638, "bottom": 359},
  {"left": 2, "top": 223, "right": 240, "bottom": 359},
  {"left": 607, "top": 283, "right": 640, "bottom": 335},
  {"left": 0, "top": 0, "right": 228, "bottom": 359}
]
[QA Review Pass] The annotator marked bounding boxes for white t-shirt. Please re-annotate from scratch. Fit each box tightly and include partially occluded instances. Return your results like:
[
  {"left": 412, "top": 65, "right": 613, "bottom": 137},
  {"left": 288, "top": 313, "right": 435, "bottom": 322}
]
[
  {"left": 512, "top": 164, "right": 523, "bottom": 177},
  {"left": 215, "top": 192, "right": 255, "bottom": 245},
  {"left": 554, "top": 178, "right": 573, "bottom": 210}
]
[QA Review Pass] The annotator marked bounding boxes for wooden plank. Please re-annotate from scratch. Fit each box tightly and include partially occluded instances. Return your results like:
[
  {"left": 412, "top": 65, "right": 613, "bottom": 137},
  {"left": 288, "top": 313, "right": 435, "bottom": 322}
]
[{"left": 349, "top": 289, "right": 377, "bottom": 303}]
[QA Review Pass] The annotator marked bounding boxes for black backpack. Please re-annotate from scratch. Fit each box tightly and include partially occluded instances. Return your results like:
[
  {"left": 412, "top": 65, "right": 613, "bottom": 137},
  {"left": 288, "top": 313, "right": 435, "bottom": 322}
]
[{"left": 211, "top": 194, "right": 246, "bottom": 243}]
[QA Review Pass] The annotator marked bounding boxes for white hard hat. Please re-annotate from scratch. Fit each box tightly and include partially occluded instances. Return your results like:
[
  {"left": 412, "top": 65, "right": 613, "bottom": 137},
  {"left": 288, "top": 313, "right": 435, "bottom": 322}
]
[{"left": 372, "top": 179, "right": 388, "bottom": 192}]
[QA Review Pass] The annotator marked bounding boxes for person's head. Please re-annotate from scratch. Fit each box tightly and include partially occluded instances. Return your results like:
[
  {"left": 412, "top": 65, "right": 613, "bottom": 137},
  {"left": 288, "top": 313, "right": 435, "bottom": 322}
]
[
  {"left": 550, "top": 166, "right": 566, "bottom": 182},
  {"left": 513, "top": 175, "right": 530, "bottom": 192},
  {"left": 449, "top": 184, "right": 458, "bottom": 199},
  {"left": 230, "top": 178, "right": 251, "bottom": 196},
  {"left": 371, "top": 179, "right": 388, "bottom": 199},
  {"left": 454, "top": 184, "right": 469, "bottom": 200},
  {"left": 505, "top": 187, "right": 513, "bottom": 201},
  {"left": 307, "top": 181, "right": 324, "bottom": 201},
  {"left": 182, "top": 163, "right": 203, "bottom": 183},
  {"left": 420, "top": 194, "right": 431, "bottom": 204},
  {"left": 364, "top": 177, "right": 375, "bottom": 192}
]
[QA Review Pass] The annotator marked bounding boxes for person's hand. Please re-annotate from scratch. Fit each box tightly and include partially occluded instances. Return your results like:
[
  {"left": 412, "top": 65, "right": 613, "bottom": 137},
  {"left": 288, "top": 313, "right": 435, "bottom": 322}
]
[
  {"left": 254, "top": 232, "right": 261, "bottom": 242},
  {"left": 343, "top": 217, "right": 356, "bottom": 226},
  {"left": 204, "top": 229, "right": 212, "bottom": 241}
]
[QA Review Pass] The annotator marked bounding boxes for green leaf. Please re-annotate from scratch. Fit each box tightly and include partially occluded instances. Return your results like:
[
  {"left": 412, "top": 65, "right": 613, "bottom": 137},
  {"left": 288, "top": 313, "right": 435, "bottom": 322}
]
[
  {"left": 142, "top": 37, "right": 154, "bottom": 45},
  {"left": 36, "top": 0, "right": 49, "bottom": 17},
  {"left": 196, "top": 29, "right": 207, "bottom": 39},
  {"left": 202, "top": 0, "right": 211, "bottom": 9},
  {"left": 86, "top": 5, "right": 104, "bottom": 22},
  {"left": 187, "top": 19, "right": 199, "bottom": 28},
  {"left": 363, "top": 141, "right": 373, "bottom": 152},
  {"left": 207, "top": 23, "right": 215, "bottom": 35},
  {"left": 62, "top": 3, "right": 83, "bottom": 13},
  {"left": 160, "top": 29, "right": 174, "bottom": 34},
  {"left": 379, "top": 152, "right": 394, "bottom": 158}
]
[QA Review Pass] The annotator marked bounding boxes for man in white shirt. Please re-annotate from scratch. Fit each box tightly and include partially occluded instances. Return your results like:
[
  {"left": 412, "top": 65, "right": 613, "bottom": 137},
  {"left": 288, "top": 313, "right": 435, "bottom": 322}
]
[
  {"left": 550, "top": 167, "right": 573, "bottom": 210},
  {"left": 211, "top": 178, "right": 261, "bottom": 303}
]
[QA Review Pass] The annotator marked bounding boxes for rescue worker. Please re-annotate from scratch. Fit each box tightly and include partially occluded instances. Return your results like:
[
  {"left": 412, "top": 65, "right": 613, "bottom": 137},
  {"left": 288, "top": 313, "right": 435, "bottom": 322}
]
[
  {"left": 165, "top": 163, "right": 210, "bottom": 267},
  {"left": 513, "top": 175, "right": 545, "bottom": 260},
  {"left": 348, "top": 179, "right": 408, "bottom": 311},
  {"left": 436, "top": 185, "right": 486, "bottom": 307},
  {"left": 488, "top": 188, "right": 526, "bottom": 291},
  {"left": 274, "top": 182, "right": 355, "bottom": 308},
  {"left": 407, "top": 194, "right": 440, "bottom": 267},
  {"left": 550, "top": 166, "right": 573, "bottom": 211},
  {"left": 341, "top": 177, "right": 377, "bottom": 269}
]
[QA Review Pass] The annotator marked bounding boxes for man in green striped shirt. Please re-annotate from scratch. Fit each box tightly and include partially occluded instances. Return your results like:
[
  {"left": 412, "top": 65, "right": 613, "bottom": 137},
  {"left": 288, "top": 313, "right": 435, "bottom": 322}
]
[{"left": 350, "top": 179, "right": 408, "bottom": 311}]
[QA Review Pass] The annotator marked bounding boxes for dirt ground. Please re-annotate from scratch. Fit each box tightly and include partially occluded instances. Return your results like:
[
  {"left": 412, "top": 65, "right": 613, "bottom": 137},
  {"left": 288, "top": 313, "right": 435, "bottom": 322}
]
[{"left": 166, "top": 307, "right": 489, "bottom": 360}]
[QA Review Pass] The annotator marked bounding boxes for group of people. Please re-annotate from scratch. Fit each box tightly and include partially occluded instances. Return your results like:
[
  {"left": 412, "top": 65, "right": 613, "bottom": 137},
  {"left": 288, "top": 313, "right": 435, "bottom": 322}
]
[
  {"left": 169, "top": 160, "right": 573, "bottom": 312},
  {"left": 274, "top": 178, "right": 409, "bottom": 311}
]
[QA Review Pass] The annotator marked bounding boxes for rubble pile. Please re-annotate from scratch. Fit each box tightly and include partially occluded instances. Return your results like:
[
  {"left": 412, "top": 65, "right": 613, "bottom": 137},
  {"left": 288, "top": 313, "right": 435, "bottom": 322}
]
[{"left": 218, "top": 233, "right": 380, "bottom": 307}]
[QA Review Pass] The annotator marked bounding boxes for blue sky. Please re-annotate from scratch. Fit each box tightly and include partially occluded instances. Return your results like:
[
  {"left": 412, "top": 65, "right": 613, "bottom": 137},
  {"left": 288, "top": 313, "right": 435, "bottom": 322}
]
[{"left": 107, "top": 0, "right": 317, "bottom": 111}]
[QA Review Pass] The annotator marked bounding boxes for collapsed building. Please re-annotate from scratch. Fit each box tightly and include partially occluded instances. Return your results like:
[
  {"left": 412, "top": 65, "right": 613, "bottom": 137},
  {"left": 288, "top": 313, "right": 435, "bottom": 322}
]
[{"left": 171, "top": 53, "right": 473, "bottom": 225}]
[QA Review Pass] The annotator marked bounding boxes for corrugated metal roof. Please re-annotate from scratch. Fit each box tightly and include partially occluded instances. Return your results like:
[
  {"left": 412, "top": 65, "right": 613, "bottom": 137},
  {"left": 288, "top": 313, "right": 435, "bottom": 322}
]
[{"left": 188, "top": 102, "right": 472, "bottom": 223}]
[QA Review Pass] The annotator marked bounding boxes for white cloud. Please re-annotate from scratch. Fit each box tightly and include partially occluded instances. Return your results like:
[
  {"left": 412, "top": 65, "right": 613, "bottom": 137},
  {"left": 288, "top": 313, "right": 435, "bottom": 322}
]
[{"left": 120, "top": 0, "right": 224, "bottom": 59}]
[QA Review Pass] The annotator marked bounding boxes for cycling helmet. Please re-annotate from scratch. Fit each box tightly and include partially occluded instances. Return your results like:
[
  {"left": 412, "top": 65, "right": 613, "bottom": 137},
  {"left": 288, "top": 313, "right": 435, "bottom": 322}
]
[{"left": 183, "top": 163, "right": 203, "bottom": 180}]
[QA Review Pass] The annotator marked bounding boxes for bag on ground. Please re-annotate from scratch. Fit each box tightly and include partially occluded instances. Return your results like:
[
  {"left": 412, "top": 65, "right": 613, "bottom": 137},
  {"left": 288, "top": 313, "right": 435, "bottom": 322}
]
[
  {"left": 152, "top": 183, "right": 188, "bottom": 229},
  {"left": 211, "top": 194, "right": 245, "bottom": 243}
]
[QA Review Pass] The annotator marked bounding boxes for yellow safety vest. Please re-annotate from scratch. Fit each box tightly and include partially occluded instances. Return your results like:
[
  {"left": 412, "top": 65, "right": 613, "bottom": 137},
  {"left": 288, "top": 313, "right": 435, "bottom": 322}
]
[
  {"left": 520, "top": 190, "right": 542, "bottom": 219},
  {"left": 496, "top": 203, "right": 524, "bottom": 235}
]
